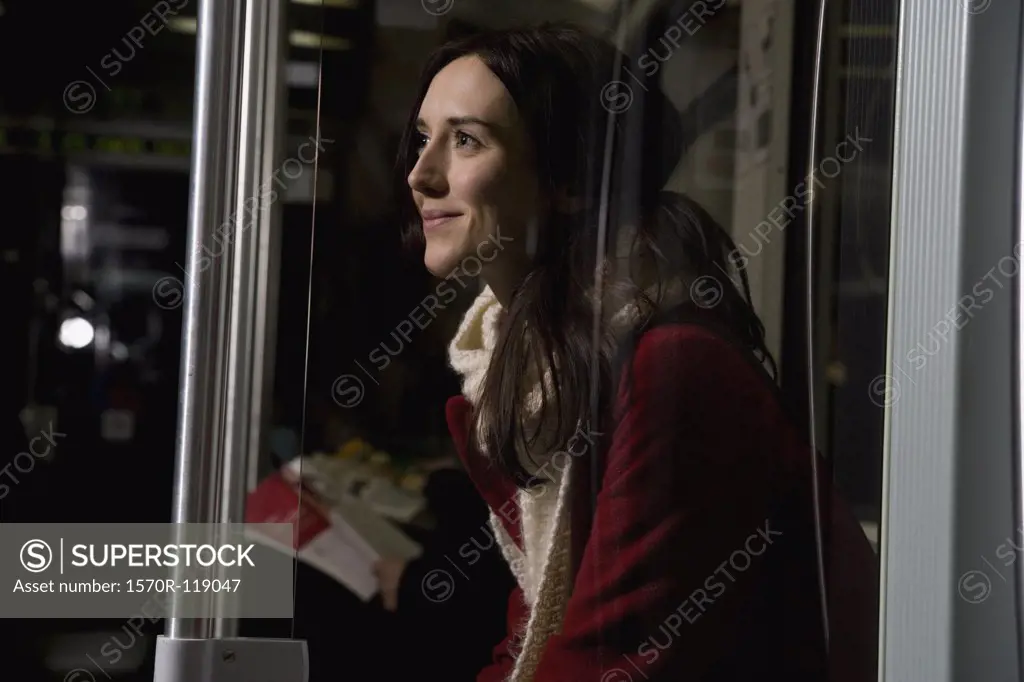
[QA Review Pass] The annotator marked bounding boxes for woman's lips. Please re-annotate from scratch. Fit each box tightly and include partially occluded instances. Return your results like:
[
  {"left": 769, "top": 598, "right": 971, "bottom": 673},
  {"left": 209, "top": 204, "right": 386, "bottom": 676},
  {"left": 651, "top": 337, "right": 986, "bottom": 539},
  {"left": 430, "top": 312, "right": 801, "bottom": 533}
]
[{"left": 422, "top": 214, "right": 460, "bottom": 231}]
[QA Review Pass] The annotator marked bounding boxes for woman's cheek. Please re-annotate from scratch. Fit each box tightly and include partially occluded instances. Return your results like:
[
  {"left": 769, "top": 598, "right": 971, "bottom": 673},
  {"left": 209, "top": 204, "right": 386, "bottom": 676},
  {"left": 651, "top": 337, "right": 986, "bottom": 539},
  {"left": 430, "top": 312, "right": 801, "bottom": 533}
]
[{"left": 450, "top": 157, "right": 505, "bottom": 209}]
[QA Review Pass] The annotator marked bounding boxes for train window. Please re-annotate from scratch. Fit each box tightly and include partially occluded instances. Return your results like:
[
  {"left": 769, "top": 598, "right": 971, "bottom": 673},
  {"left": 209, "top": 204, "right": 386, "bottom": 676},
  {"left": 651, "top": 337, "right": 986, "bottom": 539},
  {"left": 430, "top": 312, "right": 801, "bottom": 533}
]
[
  {"left": 294, "top": 0, "right": 886, "bottom": 679},
  {"left": 7, "top": 0, "right": 972, "bottom": 677}
]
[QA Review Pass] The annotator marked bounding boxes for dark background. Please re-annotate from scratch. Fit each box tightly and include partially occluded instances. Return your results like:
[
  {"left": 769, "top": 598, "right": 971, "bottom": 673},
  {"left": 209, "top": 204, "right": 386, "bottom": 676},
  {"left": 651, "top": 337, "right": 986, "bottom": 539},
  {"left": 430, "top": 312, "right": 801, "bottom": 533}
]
[{"left": 0, "top": 0, "right": 895, "bottom": 678}]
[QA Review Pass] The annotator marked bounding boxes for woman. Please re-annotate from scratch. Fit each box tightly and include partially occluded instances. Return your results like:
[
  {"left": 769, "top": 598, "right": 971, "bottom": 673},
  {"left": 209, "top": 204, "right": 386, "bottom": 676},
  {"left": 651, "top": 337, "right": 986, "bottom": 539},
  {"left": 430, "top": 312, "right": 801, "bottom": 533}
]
[{"left": 396, "top": 23, "right": 878, "bottom": 682}]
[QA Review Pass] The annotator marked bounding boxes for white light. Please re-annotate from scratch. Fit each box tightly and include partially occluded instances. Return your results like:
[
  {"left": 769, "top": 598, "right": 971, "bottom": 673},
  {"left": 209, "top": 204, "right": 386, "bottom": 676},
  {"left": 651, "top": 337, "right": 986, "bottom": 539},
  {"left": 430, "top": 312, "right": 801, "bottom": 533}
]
[
  {"left": 60, "top": 205, "right": 87, "bottom": 221},
  {"left": 110, "top": 342, "right": 130, "bottom": 361},
  {"left": 166, "top": 17, "right": 350, "bottom": 50},
  {"left": 71, "top": 290, "right": 94, "bottom": 310},
  {"left": 59, "top": 317, "right": 95, "bottom": 349}
]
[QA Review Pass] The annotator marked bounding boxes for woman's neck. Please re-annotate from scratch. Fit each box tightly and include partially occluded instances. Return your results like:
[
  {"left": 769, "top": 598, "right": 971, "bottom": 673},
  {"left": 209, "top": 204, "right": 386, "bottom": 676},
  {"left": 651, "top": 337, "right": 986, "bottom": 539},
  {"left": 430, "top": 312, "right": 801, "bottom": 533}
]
[{"left": 481, "top": 271, "right": 523, "bottom": 309}]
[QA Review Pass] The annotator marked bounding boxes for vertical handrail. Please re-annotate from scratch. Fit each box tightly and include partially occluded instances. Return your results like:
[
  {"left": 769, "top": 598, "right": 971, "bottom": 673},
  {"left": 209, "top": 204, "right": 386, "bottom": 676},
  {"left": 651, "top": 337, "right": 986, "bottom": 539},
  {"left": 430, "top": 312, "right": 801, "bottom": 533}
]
[
  {"left": 1012, "top": 3, "right": 1024, "bottom": 677},
  {"left": 215, "top": 0, "right": 285, "bottom": 637},
  {"left": 246, "top": 0, "right": 287, "bottom": 496},
  {"left": 806, "top": 0, "right": 832, "bottom": 652},
  {"left": 166, "top": 0, "right": 247, "bottom": 640}
]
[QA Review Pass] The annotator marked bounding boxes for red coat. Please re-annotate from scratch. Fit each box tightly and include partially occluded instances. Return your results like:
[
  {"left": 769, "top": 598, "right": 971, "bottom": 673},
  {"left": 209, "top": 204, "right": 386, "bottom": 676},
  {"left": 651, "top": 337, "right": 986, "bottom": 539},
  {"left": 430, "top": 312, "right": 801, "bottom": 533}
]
[{"left": 447, "top": 322, "right": 879, "bottom": 682}]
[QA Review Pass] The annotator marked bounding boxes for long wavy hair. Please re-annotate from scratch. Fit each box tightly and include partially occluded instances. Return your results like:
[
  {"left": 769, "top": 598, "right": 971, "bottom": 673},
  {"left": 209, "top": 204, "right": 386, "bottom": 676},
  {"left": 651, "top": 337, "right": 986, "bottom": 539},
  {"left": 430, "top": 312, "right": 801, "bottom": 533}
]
[{"left": 396, "top": 23, "right": 775, "bottom": 487}]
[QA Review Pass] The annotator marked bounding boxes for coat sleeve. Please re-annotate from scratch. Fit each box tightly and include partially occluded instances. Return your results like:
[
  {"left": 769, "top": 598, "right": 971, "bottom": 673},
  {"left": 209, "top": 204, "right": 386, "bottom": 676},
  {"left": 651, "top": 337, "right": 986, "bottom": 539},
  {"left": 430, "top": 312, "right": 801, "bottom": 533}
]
[{"left": 529, "top": 326, "right": 798, "bottom": 681}]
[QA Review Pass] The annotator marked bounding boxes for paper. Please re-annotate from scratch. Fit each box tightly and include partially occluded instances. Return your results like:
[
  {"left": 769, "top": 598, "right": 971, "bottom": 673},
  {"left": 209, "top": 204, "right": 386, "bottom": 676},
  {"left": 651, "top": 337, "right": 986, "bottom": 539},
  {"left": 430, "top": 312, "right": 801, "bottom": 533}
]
[
  {"left": 284, "top": 455, "right": 427, "bottom": 523},
  {"left": 245, "top": 471, "right": 421, "bottom": 601}
]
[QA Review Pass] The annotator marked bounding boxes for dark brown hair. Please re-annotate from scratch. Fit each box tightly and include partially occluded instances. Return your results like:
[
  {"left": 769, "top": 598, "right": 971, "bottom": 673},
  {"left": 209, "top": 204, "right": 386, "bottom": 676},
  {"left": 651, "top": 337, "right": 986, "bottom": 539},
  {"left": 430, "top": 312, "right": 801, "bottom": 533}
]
[{"left": 396, "top": 23, "right": 773, "bottom": 487}]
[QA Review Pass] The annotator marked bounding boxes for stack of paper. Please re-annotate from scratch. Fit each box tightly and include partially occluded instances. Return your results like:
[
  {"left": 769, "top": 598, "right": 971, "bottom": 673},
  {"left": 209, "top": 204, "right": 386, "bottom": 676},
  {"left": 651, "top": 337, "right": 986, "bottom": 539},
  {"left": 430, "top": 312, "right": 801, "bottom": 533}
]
[
  {"left": 245, "top": 471, "right": 421, "bottom": 601},
  {"left": 284, "top": 455, "right": 427, "bottom": 523}
]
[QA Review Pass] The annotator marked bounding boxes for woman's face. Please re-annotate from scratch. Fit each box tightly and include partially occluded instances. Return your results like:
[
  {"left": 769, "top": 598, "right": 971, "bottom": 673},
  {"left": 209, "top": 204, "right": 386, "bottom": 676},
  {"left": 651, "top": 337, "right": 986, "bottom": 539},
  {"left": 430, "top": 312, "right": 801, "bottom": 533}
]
[{"left": 408, "top": 55, "right": 539, "bottom": 280}]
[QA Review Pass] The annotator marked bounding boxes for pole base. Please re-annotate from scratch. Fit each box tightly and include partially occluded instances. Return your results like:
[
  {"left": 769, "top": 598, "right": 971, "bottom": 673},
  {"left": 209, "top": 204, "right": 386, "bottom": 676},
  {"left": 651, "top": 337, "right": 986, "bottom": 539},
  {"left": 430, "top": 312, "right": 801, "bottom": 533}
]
[{"left": 153, "top": 636, "right": 308, "bottom": 682}]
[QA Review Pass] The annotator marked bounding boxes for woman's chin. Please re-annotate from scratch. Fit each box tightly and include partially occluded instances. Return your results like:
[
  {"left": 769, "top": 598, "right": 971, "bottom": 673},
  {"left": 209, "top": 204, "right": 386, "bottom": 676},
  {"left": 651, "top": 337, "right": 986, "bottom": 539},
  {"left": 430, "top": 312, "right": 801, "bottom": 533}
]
[{"left": 423, "top": 251, "right": 459, "bottom": 279}]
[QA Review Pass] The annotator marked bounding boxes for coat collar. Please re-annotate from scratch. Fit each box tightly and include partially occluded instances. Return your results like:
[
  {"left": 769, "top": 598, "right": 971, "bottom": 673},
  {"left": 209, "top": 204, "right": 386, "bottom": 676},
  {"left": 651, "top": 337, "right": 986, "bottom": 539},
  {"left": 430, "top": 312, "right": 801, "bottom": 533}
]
[{"left": 445, "top": 394, "right": 522, "bottom": 547}]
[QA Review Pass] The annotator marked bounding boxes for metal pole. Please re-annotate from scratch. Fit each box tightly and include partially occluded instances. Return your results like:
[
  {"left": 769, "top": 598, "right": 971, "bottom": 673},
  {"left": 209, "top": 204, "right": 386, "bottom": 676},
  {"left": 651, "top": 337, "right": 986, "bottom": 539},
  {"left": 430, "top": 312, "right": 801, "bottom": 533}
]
[
  {"left": 166, "top": 0, "right": 245, "bottom": 641},
  {"left": 246, "top": 0, "right": 287, "bottom": 496},
  {"left": 215, "top": 0, "right": 286, "bottom": 636},
  {"left": 805, "top": 0, "right": 831, "bottom": 653},
  {"left": 1014, "top": 2, "right": 1024, "bottom": 676},
  {"left": 153, "top": 1, "right": 308, "bottom": 677}
]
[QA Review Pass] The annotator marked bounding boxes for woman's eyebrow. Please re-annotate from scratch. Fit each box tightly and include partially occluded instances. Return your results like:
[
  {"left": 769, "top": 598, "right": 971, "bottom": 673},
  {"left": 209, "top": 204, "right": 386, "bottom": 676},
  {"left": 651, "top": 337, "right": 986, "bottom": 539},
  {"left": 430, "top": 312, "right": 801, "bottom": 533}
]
[
  {"left": 415, "top": 116, "right": 499, "bottom": 131},
  {"left": 446, "top": 115, "right": 497, "bottom": 130}
]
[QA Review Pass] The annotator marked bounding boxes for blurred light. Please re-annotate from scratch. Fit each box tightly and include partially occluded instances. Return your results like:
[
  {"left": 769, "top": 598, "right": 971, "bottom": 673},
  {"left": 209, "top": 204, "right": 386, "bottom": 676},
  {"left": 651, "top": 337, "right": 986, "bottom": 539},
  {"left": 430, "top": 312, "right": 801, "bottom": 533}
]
[
  {"left": 61, "top": 205, "right": 87, "bottom": 221},
  {"left": 71, "top": 290, "right": 94, "bottom": 311},
  {"left": 574, "top": 0, "right": 619, "bottom": 10},
  {"left": 286, "top": 61, "right": 320, "bottom": 88},
  {"left": 166, "top": 17, "right": 351, "bottom": 50},
  {"left": 111, "top": 342, "right": 130, "bottom": 361},
  {"left": 291, "top": 0, "right": 358, "bottom": 7},
  {"left": 59, "top": 317, "right": 94, "bottom": 350},
  {"left": 289, "top": 31, "right": 351, "bottom": 50},
  {"left": 166, "top": 16, "right": 196, "bottom": 33},
  {"left": 94, "top": 324, "right": 111, "bottom": 355}
]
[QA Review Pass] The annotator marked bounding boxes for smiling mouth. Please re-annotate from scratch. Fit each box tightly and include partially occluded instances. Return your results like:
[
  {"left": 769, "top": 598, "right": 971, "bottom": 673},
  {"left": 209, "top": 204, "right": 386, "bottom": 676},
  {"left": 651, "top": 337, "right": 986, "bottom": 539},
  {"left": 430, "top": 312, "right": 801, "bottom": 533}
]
[{"left": 422, "top": 214, "right": 460, "bottom": 230}]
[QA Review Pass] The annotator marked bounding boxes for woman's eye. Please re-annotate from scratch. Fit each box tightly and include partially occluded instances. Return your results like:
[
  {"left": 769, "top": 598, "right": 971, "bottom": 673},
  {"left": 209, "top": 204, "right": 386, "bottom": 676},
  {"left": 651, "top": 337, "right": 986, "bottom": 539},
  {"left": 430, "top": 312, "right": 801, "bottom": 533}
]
[
  {"left": 454, "top": 131, "right": 480, "bottom": 149},
  {"left": 414, "top": 133, "right": 428, "bottom": 155}
]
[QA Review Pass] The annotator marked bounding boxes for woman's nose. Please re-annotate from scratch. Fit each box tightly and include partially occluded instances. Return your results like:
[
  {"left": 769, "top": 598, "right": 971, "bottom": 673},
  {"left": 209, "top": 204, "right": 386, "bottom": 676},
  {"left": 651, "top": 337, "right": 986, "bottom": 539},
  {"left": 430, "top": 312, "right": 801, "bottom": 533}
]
[{"left": 408, "top": 148, "right": 447, "bottom": 197}]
